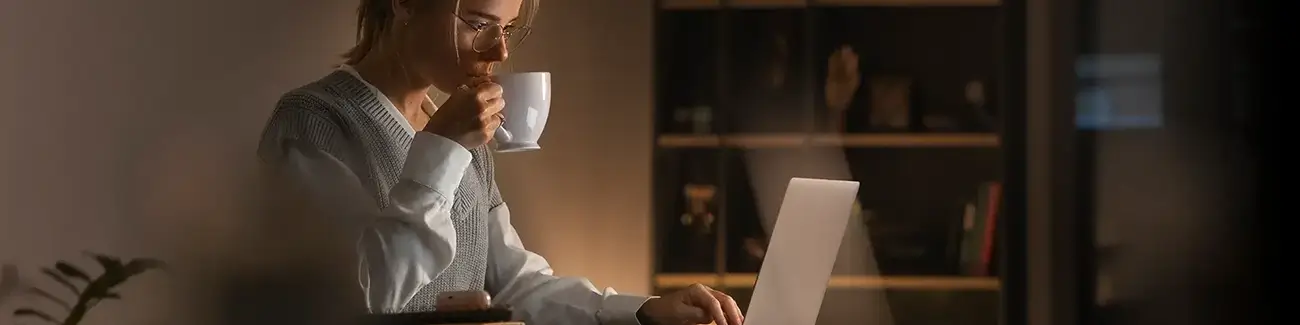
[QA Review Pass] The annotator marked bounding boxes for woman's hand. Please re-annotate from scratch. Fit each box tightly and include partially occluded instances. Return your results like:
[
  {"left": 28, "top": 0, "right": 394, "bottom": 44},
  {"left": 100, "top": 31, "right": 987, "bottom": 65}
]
[
  {"left": 637, "top": 284, "right": 744, "bottom": 325},
  {"left": 424, "top": 76, "right": 505, "bottom": 149}
]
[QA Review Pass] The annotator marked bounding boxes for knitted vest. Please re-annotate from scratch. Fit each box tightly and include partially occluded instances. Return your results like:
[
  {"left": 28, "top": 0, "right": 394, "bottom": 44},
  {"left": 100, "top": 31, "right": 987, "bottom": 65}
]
[{"left": 257, "top": 70, "right": 502, "bottom": 312}]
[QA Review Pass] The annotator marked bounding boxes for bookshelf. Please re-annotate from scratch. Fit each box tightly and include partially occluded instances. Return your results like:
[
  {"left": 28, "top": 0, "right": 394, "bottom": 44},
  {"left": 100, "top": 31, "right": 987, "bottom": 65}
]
[
  {"left": 652, "top": 0, "right": 1005, "bottom": 324},
  {"left": 655, "top": 274, "right": 999, "bottom": 290},
  {"left": 660, "top": 0, "right": 1003, "bottom": 9},
  {"left": 657, "top": 133, "right": 1000, "bottom": 148}
]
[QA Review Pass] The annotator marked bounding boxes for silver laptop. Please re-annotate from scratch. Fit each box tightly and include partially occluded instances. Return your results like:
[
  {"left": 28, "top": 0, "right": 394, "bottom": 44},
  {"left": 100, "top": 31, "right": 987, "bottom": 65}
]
[{"left": 743, "top": 177, "right": 860, "bottom": 325}]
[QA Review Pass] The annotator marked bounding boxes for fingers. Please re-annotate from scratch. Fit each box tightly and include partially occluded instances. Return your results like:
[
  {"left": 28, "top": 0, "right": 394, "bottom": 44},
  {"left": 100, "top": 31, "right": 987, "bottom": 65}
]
[
  {"left": 478, "top": 99, "right": 505, "bottom": 139},
  {"left": 471, "top": 80, "right": 504, "bottom": 119},
  {"left": 430, "top": 76, "right": 506, "bottom": 147},
  {"left": 468, "top": 75, "right": 492, "bottom": 84},
  {"left": 474, "top": 81, "right": 504, "bottom": 102},
  {"left": 689, "top": 284, "right": 729, "bottom": 325},
  {"left": 709, "top": 288, "right": 744, "bottom": 325},
  {"left": 682, "top": 307, "right": 709, "bottom": 325},
  {"left": 467, "top": 81, "right": 505, "bottom": 137},
  {"left": 479, "top": 97, "right": 505, "bottom": 118},
  {"left": 453, "top": 76, "right": 501, "bottom": 106}
]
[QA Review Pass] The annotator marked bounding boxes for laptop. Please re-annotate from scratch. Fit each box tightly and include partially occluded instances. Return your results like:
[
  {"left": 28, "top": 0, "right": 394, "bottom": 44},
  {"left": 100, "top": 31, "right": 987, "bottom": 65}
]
[{"left": 743, "top": 177, "right": 860, "bottom": 325}]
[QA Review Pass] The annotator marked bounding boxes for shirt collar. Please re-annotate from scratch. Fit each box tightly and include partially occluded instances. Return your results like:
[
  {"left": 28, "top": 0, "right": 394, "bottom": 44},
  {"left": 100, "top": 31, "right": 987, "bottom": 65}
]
[{"left": 335, "top": 64, "right": 438, "bottom": 136}]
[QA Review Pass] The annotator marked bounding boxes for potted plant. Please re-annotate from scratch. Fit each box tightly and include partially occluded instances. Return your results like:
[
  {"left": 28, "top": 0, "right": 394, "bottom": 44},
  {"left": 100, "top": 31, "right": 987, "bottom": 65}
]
[{"left": 4, "top": 252, "right": 164, "bottom": 325}]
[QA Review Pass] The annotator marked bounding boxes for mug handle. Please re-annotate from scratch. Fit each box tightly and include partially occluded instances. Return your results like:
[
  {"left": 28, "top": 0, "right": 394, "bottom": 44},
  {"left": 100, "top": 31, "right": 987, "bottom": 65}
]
[{"left": 494, "top": 126, "right": 513, "bottom": 143}]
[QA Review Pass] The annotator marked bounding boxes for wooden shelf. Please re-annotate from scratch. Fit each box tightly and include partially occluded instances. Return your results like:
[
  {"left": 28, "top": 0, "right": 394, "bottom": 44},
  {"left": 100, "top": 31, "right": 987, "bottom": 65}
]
[
  {"left": 816, "top": 0, "right": 1001, "bottom": 6},
  {"left": 661, "top": 0, "right": 722, "bottom": 10},
  {"left": 657, "top": 133, "right": 999, "bottom": 148},
  {"left": 655, "top": 273, "right": 1000, "bottom": 290},
  {"left": 654, "top": 273, "right": 722, "bottom": 286},
  {"left": 660, "top": 0, "right": 999, "bottom": 9}
]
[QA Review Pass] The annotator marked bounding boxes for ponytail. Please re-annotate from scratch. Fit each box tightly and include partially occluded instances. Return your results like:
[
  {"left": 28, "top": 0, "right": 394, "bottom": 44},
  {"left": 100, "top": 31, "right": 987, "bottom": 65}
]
[{"left": 343, "top": 0, "right": 393, "bottom": 65}]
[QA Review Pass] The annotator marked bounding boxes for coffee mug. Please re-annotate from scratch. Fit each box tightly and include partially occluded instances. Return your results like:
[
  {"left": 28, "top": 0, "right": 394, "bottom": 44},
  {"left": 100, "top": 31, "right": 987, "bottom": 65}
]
[{"left": 492, "top": 72, "right": 551, "bottom": 152}]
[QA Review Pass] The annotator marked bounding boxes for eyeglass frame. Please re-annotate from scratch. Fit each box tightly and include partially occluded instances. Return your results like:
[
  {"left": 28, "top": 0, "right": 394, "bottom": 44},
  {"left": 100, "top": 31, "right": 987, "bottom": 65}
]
[{"left": 454, "top": 13, "right": 532, "bottom": 53}]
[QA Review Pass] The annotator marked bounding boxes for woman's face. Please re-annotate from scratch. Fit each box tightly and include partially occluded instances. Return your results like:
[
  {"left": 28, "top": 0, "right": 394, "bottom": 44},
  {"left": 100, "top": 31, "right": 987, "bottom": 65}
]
[{"left": 397, "top": 0, "right": 525, "bottom": 93}]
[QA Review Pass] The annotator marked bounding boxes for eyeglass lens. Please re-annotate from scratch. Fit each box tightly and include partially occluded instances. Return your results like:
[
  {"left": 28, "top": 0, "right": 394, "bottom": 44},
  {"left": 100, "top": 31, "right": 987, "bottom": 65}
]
[{"left": 472, "top": 25, "right": 528, "bottom": 52}]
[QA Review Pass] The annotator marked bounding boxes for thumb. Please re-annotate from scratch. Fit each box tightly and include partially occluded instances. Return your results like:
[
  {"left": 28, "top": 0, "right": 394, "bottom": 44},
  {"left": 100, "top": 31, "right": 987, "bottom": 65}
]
[
  {"left": 447, "top": 76, "right": 491, "bottom": 99},
  {"left": 462, "top": 75, "right": 495, "bottom": 89}
]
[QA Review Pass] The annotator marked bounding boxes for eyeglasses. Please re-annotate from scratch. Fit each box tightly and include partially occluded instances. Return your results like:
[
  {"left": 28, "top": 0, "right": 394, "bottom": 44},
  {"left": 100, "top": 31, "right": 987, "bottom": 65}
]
[{"left": 455, "top": 14, "right": 531, "bottom": 53}]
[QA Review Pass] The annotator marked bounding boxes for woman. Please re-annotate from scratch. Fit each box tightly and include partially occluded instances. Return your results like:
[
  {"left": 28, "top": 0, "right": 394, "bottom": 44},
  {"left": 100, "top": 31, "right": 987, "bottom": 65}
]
[{"left": 256, "top": 1, "right": 743, "bottom": 325}]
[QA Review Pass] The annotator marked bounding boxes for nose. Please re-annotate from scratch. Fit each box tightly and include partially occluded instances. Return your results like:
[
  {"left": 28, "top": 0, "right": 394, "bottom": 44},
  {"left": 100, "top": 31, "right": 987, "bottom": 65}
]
[{"left": 481, "top": 34, "right": 510, "bottom": 63}]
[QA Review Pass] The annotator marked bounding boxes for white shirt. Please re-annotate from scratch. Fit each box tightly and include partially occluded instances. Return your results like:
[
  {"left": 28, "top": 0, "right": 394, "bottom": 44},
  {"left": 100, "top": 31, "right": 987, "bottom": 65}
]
[{"left": 267, "top": 66, "right": 648, "bottom": 325}]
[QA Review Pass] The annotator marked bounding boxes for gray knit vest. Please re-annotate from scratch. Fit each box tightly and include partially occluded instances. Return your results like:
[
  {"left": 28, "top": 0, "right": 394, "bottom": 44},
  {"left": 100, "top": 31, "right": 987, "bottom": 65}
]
[{"left": 257, "top": 69, "right": 503, "bottom": 312}]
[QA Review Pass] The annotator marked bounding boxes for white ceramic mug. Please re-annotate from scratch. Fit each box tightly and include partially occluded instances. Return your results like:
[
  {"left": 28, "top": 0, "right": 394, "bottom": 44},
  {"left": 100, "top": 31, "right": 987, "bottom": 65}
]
[{"left": 492, "top": 72, "right": 551, "bottom": 152}]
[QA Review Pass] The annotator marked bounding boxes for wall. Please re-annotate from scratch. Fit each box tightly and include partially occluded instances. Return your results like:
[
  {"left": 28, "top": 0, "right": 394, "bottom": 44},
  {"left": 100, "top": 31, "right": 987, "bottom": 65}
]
[
  {"left": 0, "top": 0, "right": 652, "bottom": 324},
  {"left": 493, "top": 0, "right": 654, "bottom": 295}
]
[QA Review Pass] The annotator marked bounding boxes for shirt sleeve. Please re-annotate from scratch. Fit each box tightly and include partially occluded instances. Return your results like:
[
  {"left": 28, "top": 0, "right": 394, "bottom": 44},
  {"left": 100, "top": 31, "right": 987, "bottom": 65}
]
[
  {"left": 268, "top": 128, "right": 473, "bottom": 313},
  {"left": 484, "top": 202, "right": 651, "bottom": 325}
]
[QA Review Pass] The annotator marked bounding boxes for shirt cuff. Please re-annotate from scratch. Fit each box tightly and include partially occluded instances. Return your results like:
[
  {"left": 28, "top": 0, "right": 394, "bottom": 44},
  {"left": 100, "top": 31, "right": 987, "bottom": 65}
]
[
  {"left": 402, "top": 132, "right": 473, "bottom": 194},
  {"left": 598, "top": 294, "right": 652, "bottom": 325}
]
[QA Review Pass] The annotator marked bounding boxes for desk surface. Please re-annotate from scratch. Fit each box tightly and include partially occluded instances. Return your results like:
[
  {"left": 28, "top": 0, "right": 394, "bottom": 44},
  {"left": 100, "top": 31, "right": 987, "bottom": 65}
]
[{"left": 436, "top": 323, "right": 523, "bottom": 325}]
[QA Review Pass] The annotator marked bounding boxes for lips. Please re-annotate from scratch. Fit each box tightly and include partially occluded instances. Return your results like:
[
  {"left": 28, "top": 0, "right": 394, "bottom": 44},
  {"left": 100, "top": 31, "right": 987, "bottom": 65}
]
[{"left": 469, "top": 62, "right": 498, "bottom": 77}]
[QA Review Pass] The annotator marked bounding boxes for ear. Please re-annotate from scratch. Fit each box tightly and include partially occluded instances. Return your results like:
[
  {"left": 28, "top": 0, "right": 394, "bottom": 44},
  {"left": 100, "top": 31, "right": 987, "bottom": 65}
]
[{"left": 390, "top": 0, "right": 412, "bottom": 24}]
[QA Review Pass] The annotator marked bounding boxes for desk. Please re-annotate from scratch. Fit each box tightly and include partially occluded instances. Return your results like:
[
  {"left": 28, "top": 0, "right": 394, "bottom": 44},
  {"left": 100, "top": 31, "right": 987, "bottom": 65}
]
[
  {"left": 359, "top": 312, "right": 517, "bottom": 325},
  {"left": 435, "top": 323, "right": 523, "bottom": 325}
]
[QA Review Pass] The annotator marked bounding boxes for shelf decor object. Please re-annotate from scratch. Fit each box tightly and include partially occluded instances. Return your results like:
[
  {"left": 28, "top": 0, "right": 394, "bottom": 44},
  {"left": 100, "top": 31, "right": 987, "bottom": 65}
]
[
  {"left": 825, "top": 45, "right": 862, "bottom": 132},
  {"left": 681, "top": 184, "right": 719, "bottom": 235},
  {"left": 867, "top": 75, "right": 915, "bottom": 131}
]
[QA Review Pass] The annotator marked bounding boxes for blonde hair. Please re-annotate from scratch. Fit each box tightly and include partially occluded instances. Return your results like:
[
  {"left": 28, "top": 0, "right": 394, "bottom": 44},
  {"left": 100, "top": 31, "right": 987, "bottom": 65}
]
[
  {"left": 342, "top": 0, "right": 539, "bottom": 65},
  {"left": 343, "top": 0, "right": 394, "bottom": 65}
]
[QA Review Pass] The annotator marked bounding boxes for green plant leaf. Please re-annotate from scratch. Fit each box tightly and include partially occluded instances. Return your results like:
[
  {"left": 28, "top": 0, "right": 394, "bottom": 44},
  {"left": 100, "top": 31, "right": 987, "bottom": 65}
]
[
  {"left": 54, "top": 262, "right": 90, "bottom": 281},
  {"left": 123, "top": 258, "right": 165, "bottom": 276},
  {"left": 94, "top": 258, "right": 165, "bottom": 290},
  {"left": 87, "top": 253, "right": 124, "bottom": 276},
  {"left": 25, "top": 287, "right": 71, "bottom": 310},
  {"left": 99, "top": 275, "right": 129, "bottom": 291},
  {"left": 40, "top": 268, "right": 81, "bottom": 295},
  {"left": 12, "top": 308, "right": 60, "bottom": 324},
  {"left": 87, "top": 295, "right": 116, "bottom": 310}
]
